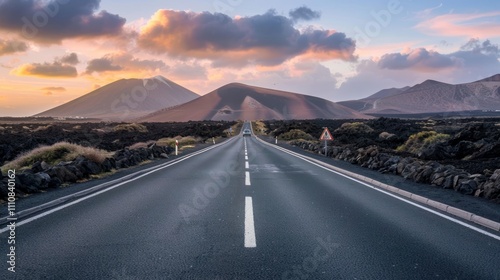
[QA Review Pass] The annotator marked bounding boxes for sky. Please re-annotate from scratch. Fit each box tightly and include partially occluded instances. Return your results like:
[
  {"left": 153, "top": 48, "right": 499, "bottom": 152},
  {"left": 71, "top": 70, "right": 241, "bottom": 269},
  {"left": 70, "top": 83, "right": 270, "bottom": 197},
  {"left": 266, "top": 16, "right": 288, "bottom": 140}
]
[{"left": 0, "top": 0, "right": 499, "bottom": 117}]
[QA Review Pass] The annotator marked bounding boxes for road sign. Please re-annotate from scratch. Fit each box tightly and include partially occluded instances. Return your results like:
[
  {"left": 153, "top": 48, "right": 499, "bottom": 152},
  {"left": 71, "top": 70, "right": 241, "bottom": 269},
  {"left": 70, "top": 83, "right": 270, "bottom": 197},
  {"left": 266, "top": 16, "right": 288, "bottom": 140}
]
[{"left": 320, "top": 127, "right": 333, "bottom": 141}]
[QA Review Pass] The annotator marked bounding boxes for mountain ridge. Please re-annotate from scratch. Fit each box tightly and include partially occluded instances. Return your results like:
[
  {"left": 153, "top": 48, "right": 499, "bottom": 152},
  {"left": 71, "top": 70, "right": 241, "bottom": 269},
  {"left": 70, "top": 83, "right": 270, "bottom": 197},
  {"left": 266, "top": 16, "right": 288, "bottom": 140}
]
[
  {"left": 138, "top": 82, "right": 371, "bottom": 122},
  {"left": 35, "top": 76, "right": 199, "bottom": 121},
  {"left": 339, "top": 74, "right": 500, "bottom": 114}
]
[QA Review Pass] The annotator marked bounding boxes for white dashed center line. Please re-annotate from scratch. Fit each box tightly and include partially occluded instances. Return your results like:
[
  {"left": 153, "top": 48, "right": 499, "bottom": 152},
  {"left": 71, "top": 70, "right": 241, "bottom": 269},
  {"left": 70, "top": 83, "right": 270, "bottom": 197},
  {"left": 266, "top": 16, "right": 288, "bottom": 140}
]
[
  {"left": 245, "top": 171, "right": 251, "bottom": 186},
  {"left": 245, "top": 161, "right": 249, "bottom": 169},
  {"left": 245, "top": 196, "right": 256, "bottom": 248}
]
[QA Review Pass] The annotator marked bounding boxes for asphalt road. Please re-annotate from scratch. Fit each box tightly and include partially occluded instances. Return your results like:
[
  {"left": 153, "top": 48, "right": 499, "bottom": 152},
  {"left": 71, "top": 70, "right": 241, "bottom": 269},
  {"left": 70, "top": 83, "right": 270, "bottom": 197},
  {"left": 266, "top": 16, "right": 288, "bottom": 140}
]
[{"left": 1, "top": 124, "right": 500, "bottom": 279}]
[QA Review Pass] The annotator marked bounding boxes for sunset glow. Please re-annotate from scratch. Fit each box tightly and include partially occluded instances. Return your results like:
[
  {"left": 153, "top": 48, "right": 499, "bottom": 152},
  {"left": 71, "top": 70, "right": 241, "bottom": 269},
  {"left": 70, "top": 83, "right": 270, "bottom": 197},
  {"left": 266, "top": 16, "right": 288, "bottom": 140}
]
[{"left": 0, "top": 0, "right": 499, "bottom": 116}]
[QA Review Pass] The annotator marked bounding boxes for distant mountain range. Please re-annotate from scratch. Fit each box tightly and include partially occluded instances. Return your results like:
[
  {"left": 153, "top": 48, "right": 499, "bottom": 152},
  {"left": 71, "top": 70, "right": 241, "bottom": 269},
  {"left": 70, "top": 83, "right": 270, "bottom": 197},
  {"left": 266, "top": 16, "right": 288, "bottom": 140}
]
[
  {"left": 35, "top": 76, "right": 199, "bottom": 121},
  {"left": 137, "top": 83, "right": 369, "bottom": 122},
  {"left": 339, "top": 74, "right": 500, "bottom": 115},
  {"left": 35, "top": 73, "right": 500, "bottom": 121}
]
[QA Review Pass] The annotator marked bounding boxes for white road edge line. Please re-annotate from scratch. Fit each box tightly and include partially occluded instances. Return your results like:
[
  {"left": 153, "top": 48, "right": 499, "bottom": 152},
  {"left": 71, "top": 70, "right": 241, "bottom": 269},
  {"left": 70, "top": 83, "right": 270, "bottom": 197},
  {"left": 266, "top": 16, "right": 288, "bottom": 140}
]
[
  {"left": 245, "top": 196, "right": 257, "bottom": 248},
  {"left": 255, "top": 137, "right": 500, "bottom": 241},
  {"left": 0, "top": 137, "right": 236, "bottom": 234},
  {"left": 245, "top": 171, "right": 251, "bottom": 186}
]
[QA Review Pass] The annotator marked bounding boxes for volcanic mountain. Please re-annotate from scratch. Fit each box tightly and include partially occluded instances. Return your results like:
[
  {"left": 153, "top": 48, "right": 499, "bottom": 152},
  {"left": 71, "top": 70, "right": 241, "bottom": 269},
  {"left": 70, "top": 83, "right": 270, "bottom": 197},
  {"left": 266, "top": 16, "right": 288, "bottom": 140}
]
[
  {"left": 35, "top": 76, "right": 199, "bottom": 121},
  {"left": 139, "top": 83, "right": 370, "bottom": 122},
  {"left": 339, "top": 74, "right": 500, "bottom": 114},
  {"left": 338, "top": 87, "right": 409, "bottom": 112}
]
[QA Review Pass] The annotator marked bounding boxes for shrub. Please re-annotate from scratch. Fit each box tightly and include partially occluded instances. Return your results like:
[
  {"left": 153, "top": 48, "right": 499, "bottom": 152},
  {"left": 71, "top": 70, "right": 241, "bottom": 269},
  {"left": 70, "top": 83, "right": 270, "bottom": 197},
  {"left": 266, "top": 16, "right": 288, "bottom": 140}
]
[
  {"left": 113, "top": 123, "right": 148, "bottom": 133},
  {"left": 397, "top": 131, "right": 450, "bottom": 154},
  {"left": 1, "top": 142, "right": 111, "bottom": 172},
  {"left": 334, "top": 122, "right": 374, "bottom": 135},
  {"left": 252, "top": 121, "right": 268, "bottom": 135},
  {"left": 128, "top": 141, "right": 155, "bottom": 150},
  {"left": 279, "top": 129, "right": 315, "bottom": 141},
  {"left": 156, "top": 136, "right": 200, "bottom": 147}
]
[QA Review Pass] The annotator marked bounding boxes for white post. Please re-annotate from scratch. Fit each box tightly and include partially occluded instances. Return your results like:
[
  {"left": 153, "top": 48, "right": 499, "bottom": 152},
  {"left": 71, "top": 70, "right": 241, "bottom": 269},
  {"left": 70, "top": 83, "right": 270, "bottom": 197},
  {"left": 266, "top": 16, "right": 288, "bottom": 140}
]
[
  {"left": 324, "top": 140, "right": 327, "bottom": 157},
  {"left": 275, "top": 136, "right": 278, "bottom": 144},
  {"left": 175, "top": 140, "right": 179, "bottom": 156},
  {"left": 213, "top": 137, "right": 215, "bottom": 145}
]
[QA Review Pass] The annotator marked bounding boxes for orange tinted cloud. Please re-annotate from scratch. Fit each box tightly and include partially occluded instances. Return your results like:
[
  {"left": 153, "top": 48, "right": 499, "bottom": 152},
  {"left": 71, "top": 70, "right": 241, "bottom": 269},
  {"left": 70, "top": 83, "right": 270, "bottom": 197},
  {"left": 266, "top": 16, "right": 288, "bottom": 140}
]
[
  {"left": 11, "top": 62, "right": 77, "bottom": 78},
  {"left": 416, "top": 12, "right": 500, "bottom": 38},
  {"left": 85, "top": 52, "right": 167, "bottom": 75},
  {"left": 138, "top": 9, "right": 356, "bottom": 67},
  {"left": 0, "top": 39, "right": 28, "bottom": 56},
  {"left": 41, "top": 86, "right": 66, "bottom": 92}
]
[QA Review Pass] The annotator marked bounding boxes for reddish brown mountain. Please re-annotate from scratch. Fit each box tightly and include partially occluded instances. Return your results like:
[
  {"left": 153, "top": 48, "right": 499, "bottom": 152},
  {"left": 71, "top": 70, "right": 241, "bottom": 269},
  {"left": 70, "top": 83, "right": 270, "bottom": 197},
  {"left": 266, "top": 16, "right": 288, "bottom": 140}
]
[
  {"left": 139, "top": 83, "right": 370, "bottom": 122},
  {"left": 339, "top": 74, "right": 500, "bottom": 114},
  {"left": 35, "top": 76, "right": 199, "bottom": 121}
]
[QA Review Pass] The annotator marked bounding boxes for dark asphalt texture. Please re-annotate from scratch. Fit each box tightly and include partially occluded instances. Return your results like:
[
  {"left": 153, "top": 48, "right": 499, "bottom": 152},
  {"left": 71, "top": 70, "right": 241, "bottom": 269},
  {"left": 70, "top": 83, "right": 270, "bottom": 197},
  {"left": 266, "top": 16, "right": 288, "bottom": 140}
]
[{"left": 1, "top": 124, "right": 499, "bottom": 279}]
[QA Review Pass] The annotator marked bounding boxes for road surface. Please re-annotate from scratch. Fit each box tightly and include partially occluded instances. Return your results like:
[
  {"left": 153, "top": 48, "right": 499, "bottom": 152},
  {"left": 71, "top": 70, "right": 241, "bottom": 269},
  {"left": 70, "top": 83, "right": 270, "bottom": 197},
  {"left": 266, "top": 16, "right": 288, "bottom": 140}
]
[{"left": 1, "top": 124, "right": 499, "bottom": 279}]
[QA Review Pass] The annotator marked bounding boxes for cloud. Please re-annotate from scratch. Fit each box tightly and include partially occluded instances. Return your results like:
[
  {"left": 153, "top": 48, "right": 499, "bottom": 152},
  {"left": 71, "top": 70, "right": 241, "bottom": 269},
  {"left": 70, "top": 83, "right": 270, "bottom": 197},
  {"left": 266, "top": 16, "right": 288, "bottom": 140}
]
[
  {"left": 414, "top": 3, "right": 443, "bottom": 19},
  {"left": 57, "top": 53, "right": 79, "bottom": 65},
  {"left": 289, "top": 6, "right": 321, "bottom": 22},
  {"left": 12, "top": 62, "right": 77, "bottom": 78},
  {"left": 168, "top": 62, "right": 207, "bottom": 81},
  {"left": 378, "top": 39, "right": 499, "bottom": 73},
  {"left": 335, "top": 39, "right": 500, "bottom": 101},
  {"left": 0, "top": 39, "right": 29, "bottom": 56},
  {"left": 451, "top": 39, "right": 500, "bottom": 71},
  {"left": 0, "top": 0, "right": 126, "bottom": 43},
  {"left": 378, "top": 48, "right": 463, "bottom": 72},
  {"left": 460, "top": 38, "right": 499, "bottom": 55},
  {"left": 416, "top": 12, "right": 500, "bottom": 38},
  {"left": 11, "top": 52, "right": 80, "bottom": 78},
  {"left": 41, "top": 86, "right": 65, "bottom": 96},
  {"left": 110, "top": 53, "right": 167, "bottom": 71},
  {"left": 137, "top": 9, "right": 356, "bottom": 66},
  {"left": 41, "top": 86, "right": 66, "bottom": 92},
  {"left": 84, "top": 52, "right": 167, "bottom": 74},
  {"left": 85, "top": 58, "right": 122, "bottom": 74}
]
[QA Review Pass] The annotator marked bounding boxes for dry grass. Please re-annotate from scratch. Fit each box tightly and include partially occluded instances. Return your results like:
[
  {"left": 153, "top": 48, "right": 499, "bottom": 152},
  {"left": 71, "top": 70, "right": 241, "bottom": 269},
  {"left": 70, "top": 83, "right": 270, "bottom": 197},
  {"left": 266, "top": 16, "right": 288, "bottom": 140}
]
[
  {"left": 113, "top": 123, "right": 148, "bottom": 133},
  {"left": 156, "top": 136, "right": 200, "bottom": 147},
  {"left": 128, "top": 141, "right": 155, "bottom": 150},
  {"left": 1, "top": 142, "right": 112, "bottom": 172},
  {"left": 334, "top": 122, "right": 374, "bottom": 134},
  {"left": 179, "top": 145, "right": 195, "bottom": 151},
  {"left": 228, "top": 121, "right": 243, "bottom": 136},
  {"left": 396, "top": 131, "right": 450, "bottom": 154},
  {"left": 279, "top": 129, "right": 315, "bottom": 141},
  {"left": 252, "top": 121, "right": 268, "bottom": 135}
]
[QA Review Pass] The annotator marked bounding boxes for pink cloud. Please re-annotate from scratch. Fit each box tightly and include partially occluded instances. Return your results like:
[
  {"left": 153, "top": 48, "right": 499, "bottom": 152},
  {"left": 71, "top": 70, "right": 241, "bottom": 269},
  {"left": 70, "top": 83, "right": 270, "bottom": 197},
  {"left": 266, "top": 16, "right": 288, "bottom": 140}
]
[
  {"left": 416, "top": 12, "right": 500, "bottom": 38},
  {"left": 137, "top": 9, "right": 356, "bottom": 67}
]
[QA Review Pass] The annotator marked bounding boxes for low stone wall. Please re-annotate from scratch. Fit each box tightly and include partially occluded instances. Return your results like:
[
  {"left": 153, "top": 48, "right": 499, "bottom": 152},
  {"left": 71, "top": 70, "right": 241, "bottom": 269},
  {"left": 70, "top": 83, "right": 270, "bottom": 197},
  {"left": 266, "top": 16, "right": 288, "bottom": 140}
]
[
  {"left": 0, "top": 144, "right": 173, "bottom": 200},
  {"left": 290, "top": 140, "right": 500, "bottom": 203}
]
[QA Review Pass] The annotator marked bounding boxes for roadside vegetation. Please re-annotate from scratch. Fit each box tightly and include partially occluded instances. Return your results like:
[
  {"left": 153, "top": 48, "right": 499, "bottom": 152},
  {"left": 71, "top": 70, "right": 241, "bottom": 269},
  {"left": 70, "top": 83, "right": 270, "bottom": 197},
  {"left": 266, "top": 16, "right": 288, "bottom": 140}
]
[
  {"left": 334, "top": 122, "right": 374, "bottom": 135},
  {"left": 251, "top": 121, "right": 268, "bottom": 135},
  {"left": 279, "top": 129, "right": 315, "bottom": 141},
  {"left": 113, "top": 123, "right": 148, "bottom": 133},
  {"left": 396, "top": 131, "right": 450, "bottom": 155},
  {"left": 156, "top": 136, "right": 200, "bottom": 147},
  {"left": 1, "top": 142, "right": 111, "bottom": 173}
]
